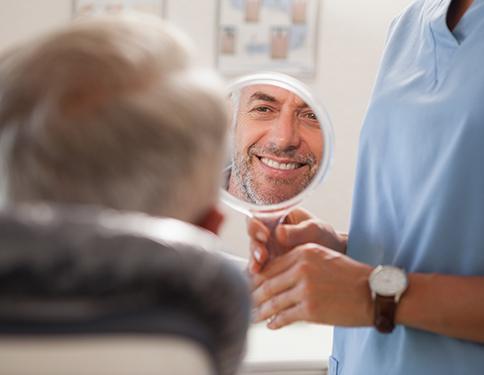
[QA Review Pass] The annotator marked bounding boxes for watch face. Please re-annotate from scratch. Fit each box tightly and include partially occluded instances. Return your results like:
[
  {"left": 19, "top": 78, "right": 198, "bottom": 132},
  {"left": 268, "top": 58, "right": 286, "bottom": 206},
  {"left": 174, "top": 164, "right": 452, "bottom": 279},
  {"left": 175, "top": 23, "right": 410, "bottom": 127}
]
[{"left": 369, "top": 266, "right": 407, "bottom": 296}]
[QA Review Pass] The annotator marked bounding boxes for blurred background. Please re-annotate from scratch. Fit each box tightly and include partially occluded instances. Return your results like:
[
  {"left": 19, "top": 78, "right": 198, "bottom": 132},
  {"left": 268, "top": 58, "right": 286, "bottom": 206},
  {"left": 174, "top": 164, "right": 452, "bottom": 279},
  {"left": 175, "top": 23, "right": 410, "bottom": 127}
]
[{"left": 0, "top": 0, "right": 411, "bottom": 258}]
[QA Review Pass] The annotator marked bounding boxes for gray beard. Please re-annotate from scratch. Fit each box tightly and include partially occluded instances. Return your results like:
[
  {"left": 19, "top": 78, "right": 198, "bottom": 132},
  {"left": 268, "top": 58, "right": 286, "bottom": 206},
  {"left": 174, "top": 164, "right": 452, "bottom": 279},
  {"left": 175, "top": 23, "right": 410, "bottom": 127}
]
[{"left": 231, "top": 148, "right": 316, "bottom": 205}]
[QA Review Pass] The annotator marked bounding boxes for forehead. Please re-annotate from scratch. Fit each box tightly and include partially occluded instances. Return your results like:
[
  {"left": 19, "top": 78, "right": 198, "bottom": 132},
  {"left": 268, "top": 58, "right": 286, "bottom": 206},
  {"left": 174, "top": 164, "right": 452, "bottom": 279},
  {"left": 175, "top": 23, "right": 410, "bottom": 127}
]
[{"left": 240, "top": 84, "right": 308, "bottom": 107}]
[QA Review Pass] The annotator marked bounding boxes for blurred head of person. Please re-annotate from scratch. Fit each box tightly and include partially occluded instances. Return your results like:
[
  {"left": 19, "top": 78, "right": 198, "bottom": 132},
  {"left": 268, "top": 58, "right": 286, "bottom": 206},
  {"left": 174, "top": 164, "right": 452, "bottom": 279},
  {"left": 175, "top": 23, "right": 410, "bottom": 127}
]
[{"left": 0, "top": 14, "right": 228, "bottom": 233}]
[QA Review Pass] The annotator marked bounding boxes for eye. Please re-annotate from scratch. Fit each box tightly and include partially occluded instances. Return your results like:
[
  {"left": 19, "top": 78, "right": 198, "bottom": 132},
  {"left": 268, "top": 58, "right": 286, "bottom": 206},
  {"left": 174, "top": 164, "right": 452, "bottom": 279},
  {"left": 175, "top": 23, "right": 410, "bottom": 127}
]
[
  {"left": 251, "top": 106, "right": 273, "bottom": 113},
  {"left": 301, "top": 111, "right": 317, "bottom": 120},
  {"left": 246, "top": 105, "right": 277, "bottom": 120},
  {"left": 299, "top": 110, "right": 320, "bottom": 129}
]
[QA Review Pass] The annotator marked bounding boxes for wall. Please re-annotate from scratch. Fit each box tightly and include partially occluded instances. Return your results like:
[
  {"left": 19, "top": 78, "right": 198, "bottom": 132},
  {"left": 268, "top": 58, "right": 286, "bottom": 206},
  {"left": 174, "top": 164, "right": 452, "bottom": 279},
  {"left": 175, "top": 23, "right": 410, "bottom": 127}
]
[{"left": 0, "top": 0, "right": 411, "bottom": 257}]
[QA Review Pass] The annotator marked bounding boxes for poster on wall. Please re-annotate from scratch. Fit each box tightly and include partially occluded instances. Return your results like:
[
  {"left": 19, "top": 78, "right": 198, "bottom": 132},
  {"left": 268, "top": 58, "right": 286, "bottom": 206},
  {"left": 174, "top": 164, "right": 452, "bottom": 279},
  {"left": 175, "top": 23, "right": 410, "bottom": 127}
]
[
  {"left": 217, "top": 0, "right": 319, "bottom": 77},
  {"left": 73, "top": 0, "right": 166, "bottom": 18}
]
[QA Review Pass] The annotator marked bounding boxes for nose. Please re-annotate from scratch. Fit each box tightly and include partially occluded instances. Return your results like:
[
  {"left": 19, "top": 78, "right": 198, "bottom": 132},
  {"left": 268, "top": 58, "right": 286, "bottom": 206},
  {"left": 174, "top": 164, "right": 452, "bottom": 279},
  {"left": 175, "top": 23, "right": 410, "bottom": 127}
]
[{"left": 267, "top": 108, "right": 301, "bottom": 150}]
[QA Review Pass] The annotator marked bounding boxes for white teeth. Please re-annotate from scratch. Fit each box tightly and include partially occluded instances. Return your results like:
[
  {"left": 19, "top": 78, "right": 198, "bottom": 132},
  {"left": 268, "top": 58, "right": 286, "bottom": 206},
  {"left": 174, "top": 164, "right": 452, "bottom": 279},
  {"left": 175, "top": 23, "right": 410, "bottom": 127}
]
[{"left": 260, "top": 157, "right": 300, "bottom": 170}]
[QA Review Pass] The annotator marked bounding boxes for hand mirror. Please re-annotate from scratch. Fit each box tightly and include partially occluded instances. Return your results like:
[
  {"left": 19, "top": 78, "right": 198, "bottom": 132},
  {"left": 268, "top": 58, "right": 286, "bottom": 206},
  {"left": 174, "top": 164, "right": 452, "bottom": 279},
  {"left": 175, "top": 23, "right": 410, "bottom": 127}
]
[{"left": 221, "top": 72, "right": 334, "bottom": 257}]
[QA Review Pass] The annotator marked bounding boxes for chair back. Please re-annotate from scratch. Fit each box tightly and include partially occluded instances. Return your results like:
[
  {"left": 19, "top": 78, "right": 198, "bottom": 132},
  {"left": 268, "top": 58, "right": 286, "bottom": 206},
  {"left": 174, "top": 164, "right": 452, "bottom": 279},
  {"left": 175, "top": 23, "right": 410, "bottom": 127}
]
[{"left": 0, "top": 204, "right": 250, "bottom": 375}]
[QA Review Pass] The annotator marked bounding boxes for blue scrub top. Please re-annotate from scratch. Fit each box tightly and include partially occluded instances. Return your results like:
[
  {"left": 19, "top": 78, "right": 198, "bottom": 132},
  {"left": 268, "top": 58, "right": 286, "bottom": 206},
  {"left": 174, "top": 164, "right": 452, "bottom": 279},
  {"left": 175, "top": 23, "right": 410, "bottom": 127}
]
[{"left": 331, "top": 0, "right": 484, "bottom": 374}]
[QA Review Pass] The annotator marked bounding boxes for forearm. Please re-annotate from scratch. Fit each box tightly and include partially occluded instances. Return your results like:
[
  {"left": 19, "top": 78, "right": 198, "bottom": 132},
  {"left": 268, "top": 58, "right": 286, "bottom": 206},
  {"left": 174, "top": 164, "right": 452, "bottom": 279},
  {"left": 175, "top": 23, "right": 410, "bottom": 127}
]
[{"left": 396, "top": 273, "right": 484, "bottom": 343}]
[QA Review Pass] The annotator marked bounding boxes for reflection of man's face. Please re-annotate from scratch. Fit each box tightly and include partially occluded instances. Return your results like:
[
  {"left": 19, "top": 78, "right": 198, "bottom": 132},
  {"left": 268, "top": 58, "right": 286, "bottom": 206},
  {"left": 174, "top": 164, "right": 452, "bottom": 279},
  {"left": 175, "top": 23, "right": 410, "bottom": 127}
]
[{"left": 228, "top": 85, "right": 323, "bottom": 205}]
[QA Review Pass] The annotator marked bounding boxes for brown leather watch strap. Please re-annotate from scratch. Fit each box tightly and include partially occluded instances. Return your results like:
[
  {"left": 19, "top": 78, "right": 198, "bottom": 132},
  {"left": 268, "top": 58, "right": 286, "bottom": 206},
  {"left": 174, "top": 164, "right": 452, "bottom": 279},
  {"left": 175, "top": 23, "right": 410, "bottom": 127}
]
[{"left": 374, "top": 295, "right": 397, "bottom": 333}]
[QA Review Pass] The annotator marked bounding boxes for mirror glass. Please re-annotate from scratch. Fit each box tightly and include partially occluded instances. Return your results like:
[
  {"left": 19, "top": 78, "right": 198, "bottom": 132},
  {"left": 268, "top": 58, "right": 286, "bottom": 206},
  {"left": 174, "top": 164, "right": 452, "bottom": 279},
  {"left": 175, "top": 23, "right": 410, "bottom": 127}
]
[{"left": 221, "top": 72, "right": 333, "bottom": 217}]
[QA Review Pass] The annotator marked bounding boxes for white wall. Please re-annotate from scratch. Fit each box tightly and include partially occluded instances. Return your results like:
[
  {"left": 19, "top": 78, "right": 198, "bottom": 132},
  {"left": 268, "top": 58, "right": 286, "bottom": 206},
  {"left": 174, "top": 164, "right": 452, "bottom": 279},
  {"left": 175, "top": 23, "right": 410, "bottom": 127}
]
[{"left": 0, "top": 0, "right": 411, "bottom": 258}]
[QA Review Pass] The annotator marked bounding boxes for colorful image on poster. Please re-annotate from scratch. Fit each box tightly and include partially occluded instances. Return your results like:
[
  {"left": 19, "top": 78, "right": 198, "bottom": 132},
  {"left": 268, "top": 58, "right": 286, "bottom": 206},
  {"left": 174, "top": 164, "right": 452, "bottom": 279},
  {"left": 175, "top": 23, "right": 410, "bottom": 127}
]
[{"left": 217, "top": 0, "right": 318, "bottom": 76}]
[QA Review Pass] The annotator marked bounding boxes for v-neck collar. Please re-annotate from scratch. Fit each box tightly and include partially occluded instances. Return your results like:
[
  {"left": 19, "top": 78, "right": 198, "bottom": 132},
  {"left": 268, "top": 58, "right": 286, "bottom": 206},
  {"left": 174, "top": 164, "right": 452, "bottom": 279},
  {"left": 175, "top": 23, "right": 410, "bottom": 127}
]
[
  {"left": 429, "top": 0, "right": 481, "bottom": 46},
  {"left": 427, "top": 0, "right": 482, "bottom": 83}
]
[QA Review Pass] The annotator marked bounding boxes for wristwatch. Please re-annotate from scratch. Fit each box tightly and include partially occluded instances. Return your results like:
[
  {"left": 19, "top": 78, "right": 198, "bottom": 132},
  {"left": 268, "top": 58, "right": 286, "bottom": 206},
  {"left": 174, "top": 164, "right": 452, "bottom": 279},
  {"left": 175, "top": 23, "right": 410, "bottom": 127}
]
[{"left": 368, "top": 265, "right": 408, "bottom": 333}]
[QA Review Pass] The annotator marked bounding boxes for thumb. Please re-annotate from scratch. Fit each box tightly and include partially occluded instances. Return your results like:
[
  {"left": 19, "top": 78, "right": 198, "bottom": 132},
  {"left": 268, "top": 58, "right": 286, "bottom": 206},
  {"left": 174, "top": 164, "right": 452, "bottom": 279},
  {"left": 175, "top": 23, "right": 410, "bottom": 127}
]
[
  {"left": 284, "top": 207, "right": 314, "bottom": 225},
  {"left": 276, "top": 220, "right": 322, "bottom": 249}
]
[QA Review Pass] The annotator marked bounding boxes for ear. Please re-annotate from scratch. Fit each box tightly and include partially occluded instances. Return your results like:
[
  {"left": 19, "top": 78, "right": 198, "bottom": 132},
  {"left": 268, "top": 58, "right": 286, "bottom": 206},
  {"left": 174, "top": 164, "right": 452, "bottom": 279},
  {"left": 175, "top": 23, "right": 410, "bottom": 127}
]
[{"left": 197, "top": 206, "right": 225, "bottom": 235}]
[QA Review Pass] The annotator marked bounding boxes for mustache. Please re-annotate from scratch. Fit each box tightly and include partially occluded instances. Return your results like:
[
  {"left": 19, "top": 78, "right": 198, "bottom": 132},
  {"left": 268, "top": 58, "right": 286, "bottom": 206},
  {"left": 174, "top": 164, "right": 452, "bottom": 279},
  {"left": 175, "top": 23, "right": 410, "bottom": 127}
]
[{"left": 247, "top": 143, "right": 317, "bottom": 166}]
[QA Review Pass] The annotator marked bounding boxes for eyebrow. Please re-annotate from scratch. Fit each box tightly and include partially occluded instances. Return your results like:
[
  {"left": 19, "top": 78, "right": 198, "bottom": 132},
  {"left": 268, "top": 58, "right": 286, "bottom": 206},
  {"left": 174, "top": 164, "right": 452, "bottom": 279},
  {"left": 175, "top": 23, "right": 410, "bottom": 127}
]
[
  {"left": 248, "top": 92, "right": 277, "bottom": 104},
  {"left": 247, "top": 91, "right": 310, "bottom": 109}
]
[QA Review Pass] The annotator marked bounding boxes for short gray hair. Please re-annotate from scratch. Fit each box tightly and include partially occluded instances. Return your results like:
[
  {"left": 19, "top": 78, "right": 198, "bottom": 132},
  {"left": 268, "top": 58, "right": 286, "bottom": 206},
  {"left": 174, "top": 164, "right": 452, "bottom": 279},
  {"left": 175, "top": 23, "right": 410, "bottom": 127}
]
[{"left": 0, "top": 14, "right": 228, "bottom": 223}]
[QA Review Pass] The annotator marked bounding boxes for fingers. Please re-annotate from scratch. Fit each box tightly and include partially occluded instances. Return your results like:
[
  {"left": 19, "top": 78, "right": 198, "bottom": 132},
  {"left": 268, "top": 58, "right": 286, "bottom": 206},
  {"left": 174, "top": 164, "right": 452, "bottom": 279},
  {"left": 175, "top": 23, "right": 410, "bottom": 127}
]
[
  {"left": 251, "top": 246, "right": 303, "bottom": 290},
  {"left": 247, "top": 218, "right": 270, "bottom": 272},
  {"left": 249, "top": 241, "right": 269, "bottom": 274},
  {"left": 275, "top": 208, "right": 319, "bottom": 248},
  {"left": 247, "top": 217, "right": 270, "bottom": 243},
  {"left": 246, "top": 210, "right": 323, "bottom": 274},
  {"left": 267, "top": 304, "right": 304, "bottom": 330},
  {"left": 284, "top": 207, "right": 314, "bottom": 225},
  {"left": 253, "top": 279, "right": 307, "bottom": 329},
  {"left": 253, "top": 278, "right": 305, "bottom": 321},
  {"left": 256, "top": 292, "right": 301, "bottom": 324},
  {"left": 252, "top": 264, "right": 298, "bottom": 307},
  {"left": 276, "top": 219, "right": 324, "bottom": 249}
]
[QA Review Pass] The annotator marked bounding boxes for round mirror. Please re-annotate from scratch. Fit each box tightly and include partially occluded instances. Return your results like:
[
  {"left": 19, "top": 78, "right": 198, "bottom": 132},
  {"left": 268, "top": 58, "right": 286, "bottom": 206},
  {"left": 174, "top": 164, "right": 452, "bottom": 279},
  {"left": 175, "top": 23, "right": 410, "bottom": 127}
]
[{"left": 221, "top": 72, "right": 333, "bottom": 219}]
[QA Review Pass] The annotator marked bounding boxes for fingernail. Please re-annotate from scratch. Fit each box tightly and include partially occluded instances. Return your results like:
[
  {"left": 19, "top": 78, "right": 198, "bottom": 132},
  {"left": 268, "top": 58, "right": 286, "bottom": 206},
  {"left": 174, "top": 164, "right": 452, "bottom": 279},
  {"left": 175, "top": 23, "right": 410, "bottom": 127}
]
[
  {"left": 254, "top": 248, "right": 262, "bottom": 262},
  {"left": 267, "top": 316, "right": 279, "bottom": 330},
  {"left": 256, "top": 231, "right": 267, "bottom": 243}
]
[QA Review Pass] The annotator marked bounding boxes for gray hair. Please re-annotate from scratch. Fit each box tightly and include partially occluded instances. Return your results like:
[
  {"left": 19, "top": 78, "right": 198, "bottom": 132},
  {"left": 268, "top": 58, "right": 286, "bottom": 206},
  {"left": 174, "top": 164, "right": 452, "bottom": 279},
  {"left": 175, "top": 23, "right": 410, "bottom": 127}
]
[{"left": 0, "top": 14, "right": 228, "bottom": 223}]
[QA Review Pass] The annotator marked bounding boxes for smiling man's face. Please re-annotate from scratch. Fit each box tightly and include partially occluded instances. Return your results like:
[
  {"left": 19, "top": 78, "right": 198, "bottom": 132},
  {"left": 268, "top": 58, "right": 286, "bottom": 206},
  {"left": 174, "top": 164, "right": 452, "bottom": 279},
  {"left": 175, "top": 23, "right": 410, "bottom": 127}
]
[{"left": 227, "top": 85, "right": 323, "bottom": 205}]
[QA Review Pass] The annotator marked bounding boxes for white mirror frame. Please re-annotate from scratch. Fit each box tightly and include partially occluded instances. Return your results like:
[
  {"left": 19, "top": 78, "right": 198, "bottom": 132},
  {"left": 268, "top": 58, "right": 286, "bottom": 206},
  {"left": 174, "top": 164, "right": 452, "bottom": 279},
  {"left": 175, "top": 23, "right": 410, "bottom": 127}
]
[{"left": 221, "top": 72, "right": 334, "bottom": 217}]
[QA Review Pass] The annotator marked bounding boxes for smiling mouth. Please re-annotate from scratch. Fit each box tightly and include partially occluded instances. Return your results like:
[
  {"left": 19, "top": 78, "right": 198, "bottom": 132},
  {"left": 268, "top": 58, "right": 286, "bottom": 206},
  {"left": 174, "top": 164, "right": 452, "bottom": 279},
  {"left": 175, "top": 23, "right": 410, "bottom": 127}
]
[{"left": 258, "top": 156, "right": 304, "bottom": 171}]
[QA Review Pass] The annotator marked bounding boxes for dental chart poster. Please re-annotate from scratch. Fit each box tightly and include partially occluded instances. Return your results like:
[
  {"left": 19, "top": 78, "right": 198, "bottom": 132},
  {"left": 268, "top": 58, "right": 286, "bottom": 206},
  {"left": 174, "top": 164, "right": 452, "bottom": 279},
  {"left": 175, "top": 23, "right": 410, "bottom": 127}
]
[
  {"left": 217, "top": 0, "right": 319, "bottom": 77},
  {"left": 73, "top": 0, "right": 165, "bottom": 18}
]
